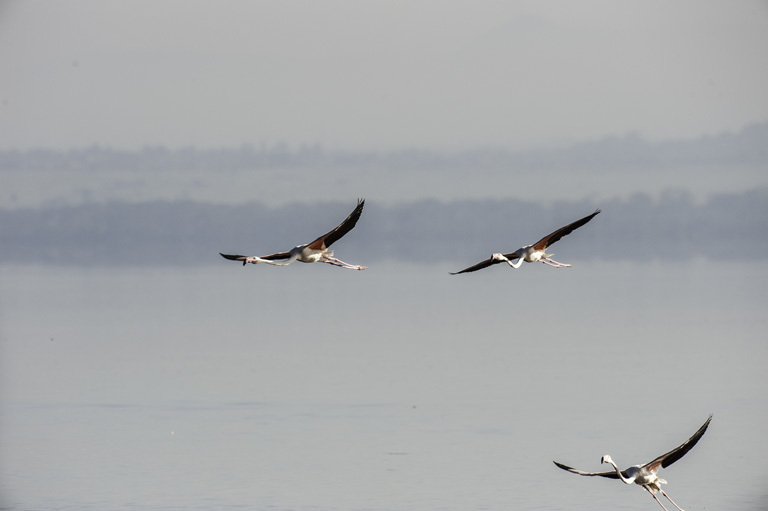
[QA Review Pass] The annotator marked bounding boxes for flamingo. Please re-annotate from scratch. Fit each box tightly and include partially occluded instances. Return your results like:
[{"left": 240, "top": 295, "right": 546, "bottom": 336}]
[
  {"left": 553, "top": 415, "right": 712, "bottom": 511},
  {"left": 450, "top": 209, "right": 601, "bottom": 274},
  {"left": 220, "top": 199, "right": 367, "bottom": 270}
]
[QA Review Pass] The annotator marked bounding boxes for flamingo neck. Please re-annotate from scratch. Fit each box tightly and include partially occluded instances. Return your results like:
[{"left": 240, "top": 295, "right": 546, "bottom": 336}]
[
  {"left": 492, "top": 253, "right": 524, "bottom": 268},
  {"left": 260, "top": 252, "right": 300, "bottom": 266},
  {"left": 606, "top": 459, "right": 634, "bottom": 485}
]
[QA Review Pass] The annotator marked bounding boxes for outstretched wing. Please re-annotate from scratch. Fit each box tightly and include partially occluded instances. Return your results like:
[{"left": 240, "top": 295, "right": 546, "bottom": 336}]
[
  {"left": 645, "top": 415, "right": 712, "bottom": 471},
  {"left": 532, "top": 209, "right": 601, "bottom": 251},
  {"left": 307, "top": 198, "right": 365, "bottom": 250},
  {"left": 553, "top": 460, "right": 621, "bottom": 479},
  {"left": 219, "top": 252, "right": 291, "bottom": 265},
  {"left": 219, "top": 253, "right": 249, "bottom": 265},
  {"left": 450, "top": 252, "right": 520, "bottom": 275}
]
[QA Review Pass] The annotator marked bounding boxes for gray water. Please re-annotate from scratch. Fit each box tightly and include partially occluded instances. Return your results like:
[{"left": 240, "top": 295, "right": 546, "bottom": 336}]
[{"left": 1, "top": 261, "right": 766, "bottom": 510}]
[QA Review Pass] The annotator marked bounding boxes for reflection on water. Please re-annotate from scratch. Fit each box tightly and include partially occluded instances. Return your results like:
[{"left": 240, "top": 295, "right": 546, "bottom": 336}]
[{"left": 1, "top": 261, "right": 766, "bottom": 510}]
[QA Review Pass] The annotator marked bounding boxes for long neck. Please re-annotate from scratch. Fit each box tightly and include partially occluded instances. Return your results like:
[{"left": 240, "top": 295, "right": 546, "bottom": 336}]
[
  {"left": 606, "top": 459, "right": 634, "bottom": 485},
  {"left": 266, "top": 255, "right": 298, "bottom": 265},
  {"left": 260, "top": 250, "right": 301, "bottom": 266},
  {"left": 503, "top": 253, "right": 524, "bottom": 268}
]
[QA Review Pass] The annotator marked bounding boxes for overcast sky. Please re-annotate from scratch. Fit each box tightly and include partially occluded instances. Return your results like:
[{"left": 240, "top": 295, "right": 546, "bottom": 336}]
[{"left": 2, "top": 0, "right": 767, "bottom": 151}]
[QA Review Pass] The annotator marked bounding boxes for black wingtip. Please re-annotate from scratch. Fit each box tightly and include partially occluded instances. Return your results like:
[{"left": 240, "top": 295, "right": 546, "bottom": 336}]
[{"left": 220, "top": 253, "right": 247, "bottom": 265}]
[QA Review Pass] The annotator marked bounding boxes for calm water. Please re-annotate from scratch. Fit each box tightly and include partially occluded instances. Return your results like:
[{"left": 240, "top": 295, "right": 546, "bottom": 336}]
[{"left": 1, "top": 261, "right": 766, "bottom": 510}]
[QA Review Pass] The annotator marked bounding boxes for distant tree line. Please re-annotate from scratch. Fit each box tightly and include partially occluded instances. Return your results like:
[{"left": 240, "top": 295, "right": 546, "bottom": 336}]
[
  {"left": 1, "top": 190, "right": 766, "bottom": 266},
  {"left": 1, "top": 121, "right": 766, "bottom": 172}
]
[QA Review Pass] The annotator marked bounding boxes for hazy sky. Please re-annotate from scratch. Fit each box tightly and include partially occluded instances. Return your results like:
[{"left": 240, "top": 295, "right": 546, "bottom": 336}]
[{"left": 2, "top": 0, "right": 767, "bottom": 151}]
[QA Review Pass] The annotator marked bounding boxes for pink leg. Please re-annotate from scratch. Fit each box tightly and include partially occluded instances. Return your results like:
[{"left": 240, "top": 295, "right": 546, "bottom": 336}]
[
  {"left": 659, "top": 489, "right": 685, "bottom": 511},
  {"left": 540, "top": 258, "right": 571, "bottom": 268},
  {"left": 644, "top": 486, "right": 670, "bottom": 511},
  {"left": 326, "top": 257, "right": 367, "bottom": 270}
]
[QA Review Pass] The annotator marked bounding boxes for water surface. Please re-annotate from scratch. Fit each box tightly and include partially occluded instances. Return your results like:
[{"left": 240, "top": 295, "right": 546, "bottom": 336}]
[{"left": 1, "top": 261, "right": 766, "bottom": 510}]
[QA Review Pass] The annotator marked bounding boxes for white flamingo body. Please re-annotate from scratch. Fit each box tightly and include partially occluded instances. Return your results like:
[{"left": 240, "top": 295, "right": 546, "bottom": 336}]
[
  {"left": 451, "top": 209, "right": 601, "bottom": 274},
  {"left": 492, "top": 244, "right": 553, "bottom": 268},
  {"left": 608, "top": 462, "right": 666, "bottom": 487},
  {"left": 220, "top": 199, "right": 367, "bottom": 270},
  {"left": 554, "top": 415, "right": 712, "bottom": 511}
]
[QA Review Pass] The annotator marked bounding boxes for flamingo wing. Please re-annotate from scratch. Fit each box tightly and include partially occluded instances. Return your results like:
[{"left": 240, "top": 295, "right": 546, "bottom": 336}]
[
  {"left": 644, "top": 415, "right": 712, "bottom": 472},
  {"left": 450, "top": 252, "right": 520, "bottom": 275},
  {"left": 307, "top": 198, "right": 365, "bottom": 250},
  {"left": 257, "top": 252, "right": 292, "bottom": 260},
  {"left": 532, "top": 209, "right": 601, "bottom": 251},
  {"left": 219, "top": 251, "right": 291, "bottom": 265},
  {"left": 219, "top": 253, "right": 251, "bottom": 266},
  {"left": 553, "top": 461, "right": 622, "bottom": 479}
]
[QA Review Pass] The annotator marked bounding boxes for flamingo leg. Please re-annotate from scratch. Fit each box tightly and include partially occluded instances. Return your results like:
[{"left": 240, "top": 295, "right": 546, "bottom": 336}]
[
  {"left": 325, "top": 257, "right": 367, "bottom": 270},
  {"left": 643, "top": 486, "right": 670, "bottom": 511},
  {"left": 540, "top": 258, "right": 571, "bottom": 268},
  {"left": 659, "top": 489, "right": 686, "bottom": 511}
]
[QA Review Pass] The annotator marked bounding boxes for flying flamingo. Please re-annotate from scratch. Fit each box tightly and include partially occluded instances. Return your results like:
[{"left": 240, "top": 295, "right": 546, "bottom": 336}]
[
  {"left": 220, "top": 199, "right": 367, "bottom": 270},
  {"left": 553, "top": 415, "right": 712, "bottom": 511},
  {"left": 450, "top": 209, "right": 600, "bottom": 274}
]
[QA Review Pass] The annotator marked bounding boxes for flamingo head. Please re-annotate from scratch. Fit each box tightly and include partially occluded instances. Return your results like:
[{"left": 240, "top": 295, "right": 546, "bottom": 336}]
[{"left": 601, "top": 455, "right": 614, "bottom": 466}]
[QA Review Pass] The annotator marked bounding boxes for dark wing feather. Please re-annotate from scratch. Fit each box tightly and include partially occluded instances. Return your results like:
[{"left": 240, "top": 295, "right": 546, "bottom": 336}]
[
  {"left": 450, "top": 257, "right": 500, "bottom": 275},
  {"left": 532, "top": 209, "right": 601, "bottom": 251},
  {"left": 307, "top": 198, "right": 365, "bottom": 250},
  {"left": 644, "top": 415, "right": 712, "bottom": 471},
  {"left": 449, "top": 252, "right": 520, "bottom": 275},
  {"left": 553, "top": 461, "right": 621, "bottom": 479},
  {"left": 219, "top": 252, "right": 291, "bottom": 266},
  {"left": 220, "top": 252, "right": 249, "bottom": 266},
  {"left": 258, "top": 252, "right": 292, "bottom": 260},
  {"left": 220, "top": 252, "right": 246, "bottom": 261}
]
